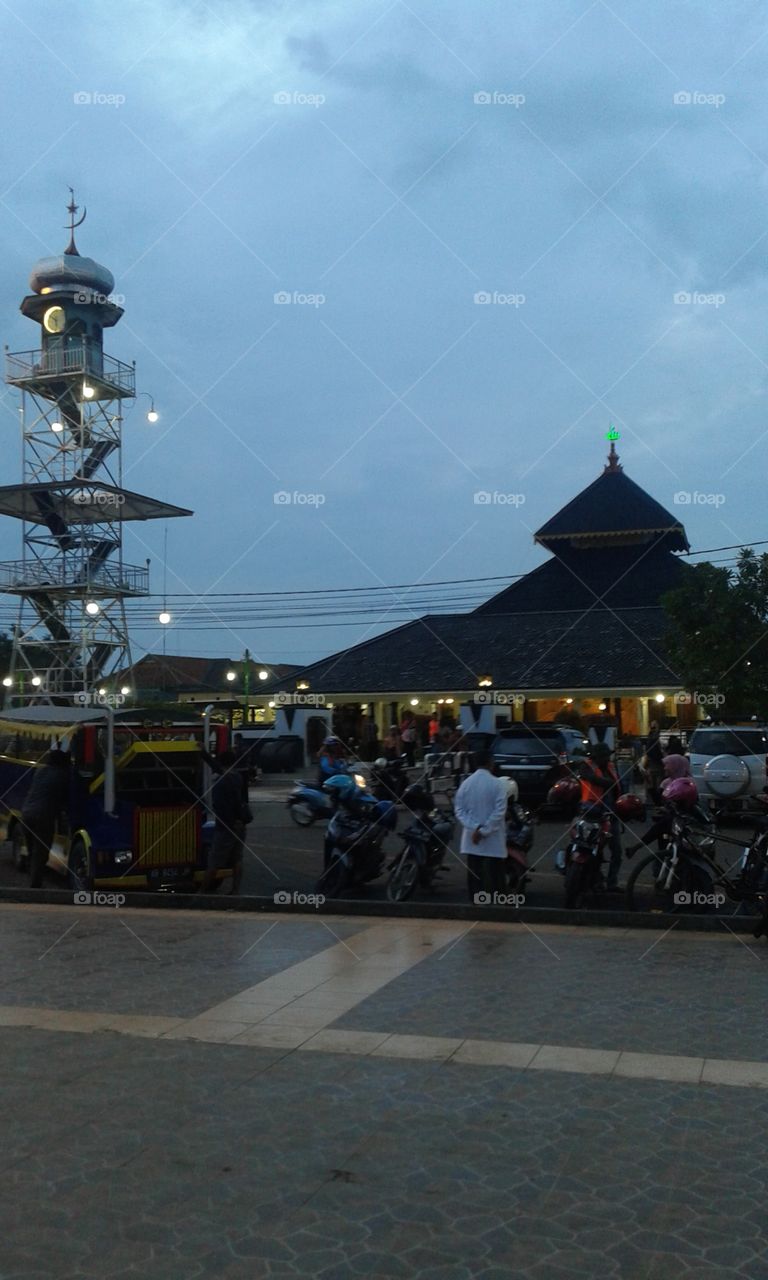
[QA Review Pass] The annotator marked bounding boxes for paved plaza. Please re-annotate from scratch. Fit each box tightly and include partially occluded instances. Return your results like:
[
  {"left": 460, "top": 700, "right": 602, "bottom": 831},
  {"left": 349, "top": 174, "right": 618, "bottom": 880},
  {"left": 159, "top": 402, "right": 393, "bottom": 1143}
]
[{"left": 2, "top": 903, "right": 768, "bottom": 1279}]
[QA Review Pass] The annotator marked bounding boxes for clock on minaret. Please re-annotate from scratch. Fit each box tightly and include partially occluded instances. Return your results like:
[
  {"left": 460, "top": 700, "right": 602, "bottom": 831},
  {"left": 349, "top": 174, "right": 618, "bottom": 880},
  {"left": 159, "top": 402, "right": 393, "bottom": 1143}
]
[{"left": 42, "top": 305, "right": 65, "bottom": 333}]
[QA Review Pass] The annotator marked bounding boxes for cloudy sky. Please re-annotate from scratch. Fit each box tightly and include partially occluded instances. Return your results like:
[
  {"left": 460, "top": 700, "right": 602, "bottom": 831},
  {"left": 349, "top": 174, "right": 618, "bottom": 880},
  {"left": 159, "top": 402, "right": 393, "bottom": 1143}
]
[{"left": 0, "top": 0, "right": 765, "bottom": 671}]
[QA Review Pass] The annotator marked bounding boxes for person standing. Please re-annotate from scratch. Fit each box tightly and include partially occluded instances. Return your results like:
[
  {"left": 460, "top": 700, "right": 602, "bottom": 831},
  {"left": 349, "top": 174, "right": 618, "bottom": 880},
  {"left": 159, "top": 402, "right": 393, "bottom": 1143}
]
[
  {"left": 454, "top": 749, "right": 508, "bottom": 902},
  {"left": 382, "top": 724, "right": 402, "bottom": 761},
  {"left": 400, "top": 714, "right": 417, "bottom": 767},
  {"left": 615, "top": 734, "right": 636, "bottom": 795},
  {"left": 20, "top": 748, "right": 71, "bottom": 889},
  {"left": 644, "top": 721, "right": 664, "bottom": 805},
  {"left": 201, "top": 749, "right": 247, "bottom": 895},
  {"left": 579, "top": 742, "right": 624, "bottom": 892}
]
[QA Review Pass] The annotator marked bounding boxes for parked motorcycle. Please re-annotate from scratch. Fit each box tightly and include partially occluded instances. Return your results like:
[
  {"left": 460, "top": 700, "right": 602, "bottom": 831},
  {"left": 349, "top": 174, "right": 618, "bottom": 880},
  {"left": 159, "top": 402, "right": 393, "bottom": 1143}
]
[
  {"left": 506, "top": 802, "right": 534, "bottom": 892},
  {"left": 369, "top": 755, "right": 410, "bottom": 803},
  {"left": 386, "top": 784, "right": 454, "bottom": 902},
  {"left": 287, "top": 769, "right": 368, "bottom": 826},
  {"left": 316, "top": 775, "right": 398, "bottom": 897},
  {"left": 556, "top": 809, "right": 613, "bottom": 908}
]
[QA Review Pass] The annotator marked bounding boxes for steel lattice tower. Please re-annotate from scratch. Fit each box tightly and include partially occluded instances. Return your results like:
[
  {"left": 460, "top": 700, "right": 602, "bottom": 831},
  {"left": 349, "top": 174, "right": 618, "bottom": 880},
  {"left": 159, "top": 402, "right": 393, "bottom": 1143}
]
[{"left": 0, "top": 194, "right": 190, "bottom": 706}]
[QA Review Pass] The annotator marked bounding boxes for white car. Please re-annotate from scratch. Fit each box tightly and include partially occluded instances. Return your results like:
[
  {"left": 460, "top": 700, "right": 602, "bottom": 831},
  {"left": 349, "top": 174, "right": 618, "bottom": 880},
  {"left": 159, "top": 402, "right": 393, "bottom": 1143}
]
[{"left": 688, "top": 725, "right": 768, "bottom": 811}]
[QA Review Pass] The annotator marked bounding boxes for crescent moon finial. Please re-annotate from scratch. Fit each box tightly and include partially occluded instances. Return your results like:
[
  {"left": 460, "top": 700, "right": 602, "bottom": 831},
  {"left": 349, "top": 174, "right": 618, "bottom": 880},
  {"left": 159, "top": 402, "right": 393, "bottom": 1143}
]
[{"left": 64, "top": 187, "right": 86, "bottom": 253}]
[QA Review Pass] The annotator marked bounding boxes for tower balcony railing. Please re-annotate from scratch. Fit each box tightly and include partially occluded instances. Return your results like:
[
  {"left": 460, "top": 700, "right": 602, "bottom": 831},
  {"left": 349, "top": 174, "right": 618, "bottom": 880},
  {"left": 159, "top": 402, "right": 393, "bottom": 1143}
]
[
  {"left": 0, "top": 558, "right": 149, "bottom": 596},
  {"left": 5, "top": 340, "right": 135, "bottom": 397}
]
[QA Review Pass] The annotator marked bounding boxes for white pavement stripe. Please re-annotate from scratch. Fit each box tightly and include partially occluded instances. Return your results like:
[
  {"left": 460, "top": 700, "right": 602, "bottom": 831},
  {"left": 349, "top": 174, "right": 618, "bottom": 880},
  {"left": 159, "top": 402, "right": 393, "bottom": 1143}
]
[
  {"left": 182, "top": 920, "right": 469, "bottom": 1041},
  {"left": 2, "top": 1006, "right": 768, "bottom": 1090}
]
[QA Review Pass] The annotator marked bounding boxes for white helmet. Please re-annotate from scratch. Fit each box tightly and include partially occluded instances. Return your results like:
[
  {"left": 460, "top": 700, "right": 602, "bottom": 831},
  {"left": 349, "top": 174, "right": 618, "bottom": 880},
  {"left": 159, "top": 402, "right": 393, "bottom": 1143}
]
[{"left": 500, "top": 777, "right": 518, "bottom": 801}]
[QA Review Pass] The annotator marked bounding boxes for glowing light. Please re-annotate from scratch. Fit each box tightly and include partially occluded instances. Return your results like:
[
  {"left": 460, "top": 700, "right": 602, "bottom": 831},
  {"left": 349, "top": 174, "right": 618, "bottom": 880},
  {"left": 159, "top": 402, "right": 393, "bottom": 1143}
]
[
  {"left": 565, "top": 697, "right": 573, "bottom": 704},
  {"left": 410, "top": 698, "right": 419, "bottom": 706},
  {"left": 599, "top": 703, "right": 607, "bottom": 712},
  {"left": 268, "top": 701, "right": 275, "bottom": 708},
  {"left": 120, "top": 686, "right": 131, "bottom": 696},
  {"left": 82, "top": 383, "right": 95, "bottom": 399},
  {"left": 158, "top": 611, "right": 171, "bottom": 625},
  {"left": 98, "top": 687, "right": 107, "bottom": 696},
  {"left": 85, "top": 601, "right": 100, "bottom": 616},
  {"left": 225, "top": 670, "right": 236, "bottom": 682},
  {"left": 2, "top": 677, "right": 12, "bottom": 688},
  {"left": 51, "top": 420, "right": 64, "bottom": 433},
  {"left": 31, "top": 676, "right": 42, "bottom": 687},
  {"left": 146, "top": 401, "right": 159, "bottom": 423},
  {"left": 654, "top": 693, "right": 666, "bottom": 704},
  {"left": 478, "top": 676, "right": 492, "bottom": 688},
  {"left": 445, "top": 698, "right": 454, "bottom": 705},
  {"left": 258, "top": 669, "right": 268, "bottom": 680},
  {"left": 297, "top": 681, "right": 309, "bottom": 691}
]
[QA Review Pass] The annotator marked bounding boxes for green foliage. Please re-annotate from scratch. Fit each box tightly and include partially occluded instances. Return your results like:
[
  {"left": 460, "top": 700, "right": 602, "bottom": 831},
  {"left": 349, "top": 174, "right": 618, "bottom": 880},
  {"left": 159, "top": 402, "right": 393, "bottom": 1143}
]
[{"left": 663, "top": 550, "right": 768, "bottom": 717}]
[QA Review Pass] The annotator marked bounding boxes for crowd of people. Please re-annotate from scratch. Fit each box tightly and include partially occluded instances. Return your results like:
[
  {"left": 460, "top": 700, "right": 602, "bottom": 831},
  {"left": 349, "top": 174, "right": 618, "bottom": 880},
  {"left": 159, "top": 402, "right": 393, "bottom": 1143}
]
[{"left": 14, "top": 718, "right": 691, "bottom": 900}]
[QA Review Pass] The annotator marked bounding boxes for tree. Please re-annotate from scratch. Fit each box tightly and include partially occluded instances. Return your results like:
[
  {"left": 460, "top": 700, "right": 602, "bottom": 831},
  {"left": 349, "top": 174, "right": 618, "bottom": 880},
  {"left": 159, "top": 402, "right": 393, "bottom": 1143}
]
[{"left": 662, "top": 549, "right": 768, "bottom": 717}]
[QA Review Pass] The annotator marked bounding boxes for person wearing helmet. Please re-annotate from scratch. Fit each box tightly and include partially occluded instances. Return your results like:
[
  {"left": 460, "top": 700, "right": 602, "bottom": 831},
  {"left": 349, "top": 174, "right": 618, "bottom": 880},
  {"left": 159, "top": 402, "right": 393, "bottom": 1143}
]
[
  {"left": 626, "top": 756, "right": 707, "bottom": 858},
  {"left": 316, "top": 736, "right": 348, "bottom": 790},
  {"left": 579, "top": 742, "right": 624, "bottom": 891}
]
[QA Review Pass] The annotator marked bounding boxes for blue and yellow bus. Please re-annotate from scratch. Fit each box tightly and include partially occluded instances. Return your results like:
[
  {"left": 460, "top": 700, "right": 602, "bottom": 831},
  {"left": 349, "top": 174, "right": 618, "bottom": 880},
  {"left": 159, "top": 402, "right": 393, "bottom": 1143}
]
[{"left": 0, "top": 706, "right": 232, "bottom": 890}]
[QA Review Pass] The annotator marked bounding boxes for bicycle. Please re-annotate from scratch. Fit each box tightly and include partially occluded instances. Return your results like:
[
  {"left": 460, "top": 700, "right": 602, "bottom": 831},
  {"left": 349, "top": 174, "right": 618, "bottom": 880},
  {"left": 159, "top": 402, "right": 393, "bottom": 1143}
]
[{"left": 625, "top": 800, "right": 768, "bottom": 916}]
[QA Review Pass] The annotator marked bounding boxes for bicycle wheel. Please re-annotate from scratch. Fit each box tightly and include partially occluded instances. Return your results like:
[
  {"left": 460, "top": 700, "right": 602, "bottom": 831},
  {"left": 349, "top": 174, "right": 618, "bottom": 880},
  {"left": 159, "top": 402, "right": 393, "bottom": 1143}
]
[
  {"left": 626, "top": 853, "right": 715, "bottom": 913},
  {"left": 625, "top": 854, "right": 676, "bottom": 912}
]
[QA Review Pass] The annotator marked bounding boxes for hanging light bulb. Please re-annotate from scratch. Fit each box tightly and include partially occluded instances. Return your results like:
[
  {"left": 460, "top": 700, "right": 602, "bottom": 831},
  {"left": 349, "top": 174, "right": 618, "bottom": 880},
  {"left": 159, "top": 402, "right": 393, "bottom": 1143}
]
[
  {"left": 2, "top": 676, "right": 13, "bottom": 688},
  {"left": 82, "top": 383, "right": 95, "bottom": 399},
  {"left": 31, "top": 676, "right": 42, "bottom": 687},
  {"left": 158, "top": 611, "right": 171, "bottom": 625},
  {"left": 147, "top": 399, "right": 159, "bottom": 423},
  {"left": 85, "top": 601, "right": 100, "bottom": 616},
  {"left": 51, "top": 420, "right": 64, "bottom": 433}
]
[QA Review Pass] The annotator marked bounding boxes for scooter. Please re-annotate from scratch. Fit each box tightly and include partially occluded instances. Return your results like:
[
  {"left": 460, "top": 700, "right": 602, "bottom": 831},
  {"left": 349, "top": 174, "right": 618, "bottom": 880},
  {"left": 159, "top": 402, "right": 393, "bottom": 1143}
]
[
  {"left": 505, "top": 804, "right": 534, "bottom": 892},
  {"left": 287, "top": 769, "right": 368, "bottom": 826},
  {"left": 317, "top": 796, "right": 398, "bottom": 898}
]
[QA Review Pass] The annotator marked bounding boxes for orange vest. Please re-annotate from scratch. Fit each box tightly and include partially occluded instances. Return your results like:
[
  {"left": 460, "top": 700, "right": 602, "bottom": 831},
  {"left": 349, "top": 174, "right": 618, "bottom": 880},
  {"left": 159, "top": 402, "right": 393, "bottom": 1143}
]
[{"left": 580, "top": 762, "right": 618, "bottom": 805}]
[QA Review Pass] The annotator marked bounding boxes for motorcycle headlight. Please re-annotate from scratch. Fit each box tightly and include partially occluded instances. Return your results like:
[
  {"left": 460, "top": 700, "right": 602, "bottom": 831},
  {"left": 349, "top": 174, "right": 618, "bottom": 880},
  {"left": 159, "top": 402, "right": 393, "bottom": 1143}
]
[{"left": 354, "top": 773, "right": 366, "bottom": 789}]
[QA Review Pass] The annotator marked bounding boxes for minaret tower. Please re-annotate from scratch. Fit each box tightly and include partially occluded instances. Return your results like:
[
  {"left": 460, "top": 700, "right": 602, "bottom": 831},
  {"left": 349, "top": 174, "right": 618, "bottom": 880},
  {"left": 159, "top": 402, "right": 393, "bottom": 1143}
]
[{"left": 0, "top": 193, "right": 191, "bottom": 705}]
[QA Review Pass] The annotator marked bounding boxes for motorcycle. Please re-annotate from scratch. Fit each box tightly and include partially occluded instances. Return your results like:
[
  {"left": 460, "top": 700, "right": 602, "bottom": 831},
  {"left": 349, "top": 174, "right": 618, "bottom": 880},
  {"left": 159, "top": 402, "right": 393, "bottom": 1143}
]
[
  {"left": 368, "top": 755, "right": 410, "bottom": 803},
  {"left": 386, "top": 800, "right": 454, "bottom": 902},
  {"left": 287, "top": 769, "right": 368, "bottom": 826},
  {"left": 506, "top": 803, "right": 534, "bottom": 892},
  {"left": 317, "top": 795, "right": 398, "bottom": 898},
  {"left": 556, "top": 809, "right": 612, "bottom": 908}
]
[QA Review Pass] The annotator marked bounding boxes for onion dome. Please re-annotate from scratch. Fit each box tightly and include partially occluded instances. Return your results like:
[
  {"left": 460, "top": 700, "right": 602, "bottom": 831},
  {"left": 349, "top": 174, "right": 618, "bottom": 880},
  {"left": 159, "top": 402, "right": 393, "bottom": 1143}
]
[
  {"left": 29, "top": 189, "right": 115, "bottom": 298},
  {"left": 29, "top": 250, "right": 114, "bottom": 298}
]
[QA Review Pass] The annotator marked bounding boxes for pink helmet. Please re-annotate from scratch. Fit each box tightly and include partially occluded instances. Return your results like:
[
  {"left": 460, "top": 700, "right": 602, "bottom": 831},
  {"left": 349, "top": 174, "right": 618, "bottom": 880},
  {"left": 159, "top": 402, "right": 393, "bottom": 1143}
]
[{"left": 662, "top": 776, "right": 699, "bottom": 810}]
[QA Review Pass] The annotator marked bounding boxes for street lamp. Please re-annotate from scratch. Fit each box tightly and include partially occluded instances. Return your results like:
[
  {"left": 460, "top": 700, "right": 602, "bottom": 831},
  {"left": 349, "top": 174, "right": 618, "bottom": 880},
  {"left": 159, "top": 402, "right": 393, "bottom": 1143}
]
[
  {"left": 225, "top": 651, "right": 251, "bottom": 726},
  {"left": 137, "top": 391, "right": 159, "bottom": 423}
]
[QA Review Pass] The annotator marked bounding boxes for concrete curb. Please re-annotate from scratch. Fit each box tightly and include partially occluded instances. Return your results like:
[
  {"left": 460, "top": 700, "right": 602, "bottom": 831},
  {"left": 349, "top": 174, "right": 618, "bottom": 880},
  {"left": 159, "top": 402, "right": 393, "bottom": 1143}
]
[{"left": 0, "top": 885, "right": 762, "bottom": 934}]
